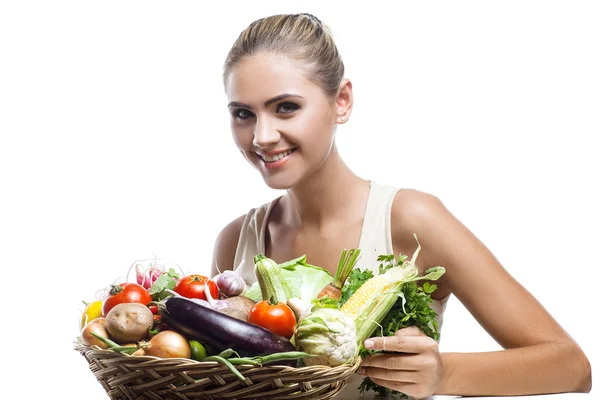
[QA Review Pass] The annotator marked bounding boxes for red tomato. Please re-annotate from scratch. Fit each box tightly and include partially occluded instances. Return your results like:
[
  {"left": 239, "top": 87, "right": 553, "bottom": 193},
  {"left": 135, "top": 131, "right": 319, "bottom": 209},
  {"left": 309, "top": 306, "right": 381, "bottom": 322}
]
[
  {"left": 248, "top": 300, "right": 297, "bottom": 339},
  {"left": 102, "top": 282, "right": 152, "bottom": 316},
  {"left": 174, "top": 274, "right": 218, "bottom": 300}
]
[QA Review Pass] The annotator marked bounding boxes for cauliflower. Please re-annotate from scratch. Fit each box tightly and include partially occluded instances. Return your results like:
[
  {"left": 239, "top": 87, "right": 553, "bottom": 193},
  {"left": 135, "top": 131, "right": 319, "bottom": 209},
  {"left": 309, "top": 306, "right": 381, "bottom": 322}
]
[{"left": 294, "top": 306, "right": 358, "bottom": 367}]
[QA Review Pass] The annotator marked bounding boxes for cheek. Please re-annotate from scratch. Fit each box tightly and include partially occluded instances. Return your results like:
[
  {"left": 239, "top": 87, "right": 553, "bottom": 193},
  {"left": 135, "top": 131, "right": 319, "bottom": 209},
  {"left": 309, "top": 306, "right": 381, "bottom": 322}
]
[
  {"left": 297, "top": 112, "right": 335, "bottom": 149},
  {"left": 231, "top": 124, "right": 252, "bottom": 150}
]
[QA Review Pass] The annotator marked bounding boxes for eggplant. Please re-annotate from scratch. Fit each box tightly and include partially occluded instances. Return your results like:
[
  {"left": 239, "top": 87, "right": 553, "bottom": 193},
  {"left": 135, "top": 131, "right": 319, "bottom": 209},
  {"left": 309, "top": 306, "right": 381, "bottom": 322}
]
[{"left": 158, "top": 296, "right": 296, "bottom": 358}]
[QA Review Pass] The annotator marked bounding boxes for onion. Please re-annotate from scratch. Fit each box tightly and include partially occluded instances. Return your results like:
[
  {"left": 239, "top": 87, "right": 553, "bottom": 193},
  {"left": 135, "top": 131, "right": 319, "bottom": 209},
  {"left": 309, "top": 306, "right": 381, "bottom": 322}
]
[
  {"left": 143, "top": 330, "right": 191, "bottom": 359},
  {"left": 81, "top": 318, "right": 110, "bottom": 349}
]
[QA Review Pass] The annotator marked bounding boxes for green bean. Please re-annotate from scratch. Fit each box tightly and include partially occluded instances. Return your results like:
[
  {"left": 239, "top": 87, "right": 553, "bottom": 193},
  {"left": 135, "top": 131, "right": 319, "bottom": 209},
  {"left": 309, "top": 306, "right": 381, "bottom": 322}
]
[
  {"left": 217, "top": 348, "right": 240, "bottom": 358},
  {"left": 200, "top": 351, "right": 313, "bottom": 381},
  {"left": 90, "top": 332, "right": 139, "bottom": 355},
  {"left": 202, "top": 356, "right": 246, "bottom": 381},
  {"left": 248, "top": 351, "right": 312, "bottom": 365},
  {"left": 227, "top": 351, "right": 312, "bottom": 366}
]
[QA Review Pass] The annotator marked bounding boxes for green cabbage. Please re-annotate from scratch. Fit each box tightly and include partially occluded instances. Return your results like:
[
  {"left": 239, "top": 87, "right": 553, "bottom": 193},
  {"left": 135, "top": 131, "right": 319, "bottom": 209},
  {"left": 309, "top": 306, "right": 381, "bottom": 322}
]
[{"left": 245, "top": 255, "right": 333, "bottom": 303}]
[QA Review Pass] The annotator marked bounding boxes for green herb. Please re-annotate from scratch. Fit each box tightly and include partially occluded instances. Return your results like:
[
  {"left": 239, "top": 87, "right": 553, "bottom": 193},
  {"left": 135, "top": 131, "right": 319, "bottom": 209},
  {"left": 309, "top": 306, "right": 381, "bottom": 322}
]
[
  {"left": 149, "top": 268, "right": 180, "bottom": 301},
  {"left": 355, "top": 254, "right": 441, "bottom": 397},
  {"left": 378, "top": 253, "right": 408, "bottom": 274},
  {"left": 339, "top": 268, "right": 374, "bottom": 305}
]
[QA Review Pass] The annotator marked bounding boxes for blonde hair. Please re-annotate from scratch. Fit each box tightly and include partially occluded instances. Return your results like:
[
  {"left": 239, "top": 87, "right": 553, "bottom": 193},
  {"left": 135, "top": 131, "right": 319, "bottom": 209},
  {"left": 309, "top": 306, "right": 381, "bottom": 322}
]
[{"left": 223, "top": 13, "right": 344, "bottom": 98}]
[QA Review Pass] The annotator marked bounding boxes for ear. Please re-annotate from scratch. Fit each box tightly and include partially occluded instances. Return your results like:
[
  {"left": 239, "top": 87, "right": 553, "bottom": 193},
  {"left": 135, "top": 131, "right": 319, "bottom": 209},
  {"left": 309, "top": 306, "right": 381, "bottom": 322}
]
[{"left": 335, "top": 78, "right": 353, "bottom": 124}]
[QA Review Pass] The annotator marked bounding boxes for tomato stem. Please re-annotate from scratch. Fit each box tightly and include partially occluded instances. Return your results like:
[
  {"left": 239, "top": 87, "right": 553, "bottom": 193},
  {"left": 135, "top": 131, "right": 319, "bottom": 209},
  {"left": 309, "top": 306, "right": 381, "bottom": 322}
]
[
  {"left": 268, "top": 294, "right": 278, "bottom": 306},
  {"left": 109, "top": 284, "right": 123, "bottom": 296}
]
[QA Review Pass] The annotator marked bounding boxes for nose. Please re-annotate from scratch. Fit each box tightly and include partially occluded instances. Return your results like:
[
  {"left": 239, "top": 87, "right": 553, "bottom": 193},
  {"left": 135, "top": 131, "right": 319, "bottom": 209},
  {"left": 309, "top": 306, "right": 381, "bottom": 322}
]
[{"left": 252, "top": 116, "right": 280, "bottom": 148}]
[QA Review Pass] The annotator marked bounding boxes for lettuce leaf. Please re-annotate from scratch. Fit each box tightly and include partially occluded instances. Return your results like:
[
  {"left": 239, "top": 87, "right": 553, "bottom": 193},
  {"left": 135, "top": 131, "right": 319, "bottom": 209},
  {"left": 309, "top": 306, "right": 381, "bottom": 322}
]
[{"left": 245, "top": 255, "right": 333, "bottom": 303}]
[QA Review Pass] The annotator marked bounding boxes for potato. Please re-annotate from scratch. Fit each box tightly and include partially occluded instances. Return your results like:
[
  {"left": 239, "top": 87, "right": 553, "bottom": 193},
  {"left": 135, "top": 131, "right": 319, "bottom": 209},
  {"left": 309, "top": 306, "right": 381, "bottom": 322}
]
[
  {"left": 222, "top": 296, "right": 256, "bottom": 320},
  {"left": 105, "top": 303, "right": 154, "bottom": 343},
  {"left": 220, "top": 307, "right": 247, "bottom": 321}
]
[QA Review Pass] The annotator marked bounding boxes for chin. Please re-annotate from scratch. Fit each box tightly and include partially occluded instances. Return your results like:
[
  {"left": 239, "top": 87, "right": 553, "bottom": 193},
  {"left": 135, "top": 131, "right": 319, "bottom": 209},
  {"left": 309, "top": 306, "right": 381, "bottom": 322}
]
[
  {"left": 259, "top": 170, "right": 304, "bottom": 190},
  {"left": 262, "top": 177, "right": 295, "bottom": 190}
]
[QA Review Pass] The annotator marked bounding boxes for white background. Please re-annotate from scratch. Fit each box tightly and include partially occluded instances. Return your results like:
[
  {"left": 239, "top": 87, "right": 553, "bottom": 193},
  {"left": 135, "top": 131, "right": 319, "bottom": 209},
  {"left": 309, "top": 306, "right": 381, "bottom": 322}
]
[{"left": 1, "top": 1, "right": 598, "bottom": 398}]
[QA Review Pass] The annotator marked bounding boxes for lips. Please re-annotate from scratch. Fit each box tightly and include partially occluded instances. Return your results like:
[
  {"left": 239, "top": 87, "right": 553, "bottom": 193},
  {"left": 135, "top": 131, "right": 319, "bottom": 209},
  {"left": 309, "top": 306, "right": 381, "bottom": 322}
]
[
  {"left": 257, "top": 148, "right": 297, "bottom": 163},
  {"left": 255, "top": 148, "right": 297, "bottom": 170}
]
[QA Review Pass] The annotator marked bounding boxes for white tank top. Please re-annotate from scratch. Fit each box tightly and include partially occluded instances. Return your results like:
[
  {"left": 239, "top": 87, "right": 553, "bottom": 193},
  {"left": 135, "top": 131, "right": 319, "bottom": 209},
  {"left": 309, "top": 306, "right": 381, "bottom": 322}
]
[
  {"left": 232, "top": 181, "right": 450, "bottom": 395},
  {"left": 232, "top": 181, "right": 449, "bottom": 332}
]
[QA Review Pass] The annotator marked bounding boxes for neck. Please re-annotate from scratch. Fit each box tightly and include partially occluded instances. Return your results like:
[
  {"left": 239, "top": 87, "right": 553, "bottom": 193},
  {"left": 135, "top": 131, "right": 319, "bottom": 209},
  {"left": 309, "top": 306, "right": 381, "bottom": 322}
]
[{"left": 284, "top": 146, "right": 370, "bottom": 228}]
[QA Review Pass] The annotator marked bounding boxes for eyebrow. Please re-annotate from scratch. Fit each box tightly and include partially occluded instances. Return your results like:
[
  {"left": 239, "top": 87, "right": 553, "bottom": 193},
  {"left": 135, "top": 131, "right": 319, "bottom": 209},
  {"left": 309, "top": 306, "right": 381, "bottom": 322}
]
[{"left": 227, "top": 93, "right": 305, "bottom": 109}]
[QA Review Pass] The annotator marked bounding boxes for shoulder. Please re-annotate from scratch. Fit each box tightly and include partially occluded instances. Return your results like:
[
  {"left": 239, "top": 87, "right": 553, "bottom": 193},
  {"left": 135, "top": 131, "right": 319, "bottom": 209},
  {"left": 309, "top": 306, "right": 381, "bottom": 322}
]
[
  {"left": 210, "top": 214, "right": 247, "bottom": 277},
  {"left": 391, "top": 188, "right": 448, "bottom": 232},
  {"left": 390, "top": 188, "right": 457, "bottom": 266},
  {"left": 209, "top": 198, "right": 276, "bottom": 277}
]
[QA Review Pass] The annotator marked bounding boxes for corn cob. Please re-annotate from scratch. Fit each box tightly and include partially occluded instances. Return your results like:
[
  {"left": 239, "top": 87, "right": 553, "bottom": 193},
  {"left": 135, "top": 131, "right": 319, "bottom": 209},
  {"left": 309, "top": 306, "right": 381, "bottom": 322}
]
[
  {"left": 340, "top": 274, "right": 390, "bottom": 319},
  {"left": 341, "top": 234, "right": 445, "bottom": 346},
  {"left": 341, "top": 271, "right": 407, "bottom": 344}
]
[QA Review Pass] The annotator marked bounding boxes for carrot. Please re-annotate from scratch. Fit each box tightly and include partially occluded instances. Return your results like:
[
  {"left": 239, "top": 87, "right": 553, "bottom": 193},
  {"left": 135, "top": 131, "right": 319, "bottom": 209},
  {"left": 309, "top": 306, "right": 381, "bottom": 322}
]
[
  {"left": 317, "top": 283, "right": 342, "bottom": 300},
  {"left": 317, "top": 249, "right": 361, "bottom": 300}
]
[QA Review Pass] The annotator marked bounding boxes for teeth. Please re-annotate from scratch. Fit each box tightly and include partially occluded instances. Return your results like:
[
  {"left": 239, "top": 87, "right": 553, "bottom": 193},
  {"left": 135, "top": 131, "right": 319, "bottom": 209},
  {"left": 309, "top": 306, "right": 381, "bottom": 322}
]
[{"left": 262, "top": 149, "right": 294, "bottom": 162}]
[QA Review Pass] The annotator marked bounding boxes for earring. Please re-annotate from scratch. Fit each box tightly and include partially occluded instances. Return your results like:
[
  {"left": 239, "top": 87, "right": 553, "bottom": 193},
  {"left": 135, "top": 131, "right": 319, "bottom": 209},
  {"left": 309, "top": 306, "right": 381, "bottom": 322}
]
[{"left": 340, "top": 117, "right": 346, "bottom": 122}]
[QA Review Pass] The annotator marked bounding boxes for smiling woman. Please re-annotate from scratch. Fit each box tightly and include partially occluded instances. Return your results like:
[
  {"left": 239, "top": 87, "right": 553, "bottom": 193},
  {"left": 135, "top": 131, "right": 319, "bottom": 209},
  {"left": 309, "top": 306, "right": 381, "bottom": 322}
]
[
  {"left": 224, "top": 53, "right": 348, "bottom": 189},
  {"left": 209, "top": 12, "right": 592, "bottom": 398},
  {"left": 1, "top": 2, "right": 597, "bottom": 400}
]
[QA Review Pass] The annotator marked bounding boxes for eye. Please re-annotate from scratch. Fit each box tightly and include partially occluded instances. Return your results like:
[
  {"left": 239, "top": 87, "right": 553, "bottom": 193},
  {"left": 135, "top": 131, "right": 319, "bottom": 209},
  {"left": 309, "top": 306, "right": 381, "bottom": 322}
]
[
  {"left": 231, "top": 109, "right": 254, "bottom": 120},
  {"left": 277, "top": 102, "right": 300, "bottom": 114}
]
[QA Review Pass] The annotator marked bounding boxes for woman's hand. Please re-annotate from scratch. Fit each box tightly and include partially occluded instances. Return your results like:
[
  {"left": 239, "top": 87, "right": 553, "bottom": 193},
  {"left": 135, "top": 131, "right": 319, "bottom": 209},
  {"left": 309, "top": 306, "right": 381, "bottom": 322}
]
[{"left": 358, "top": 326, "right": 442, "bottom": 399}]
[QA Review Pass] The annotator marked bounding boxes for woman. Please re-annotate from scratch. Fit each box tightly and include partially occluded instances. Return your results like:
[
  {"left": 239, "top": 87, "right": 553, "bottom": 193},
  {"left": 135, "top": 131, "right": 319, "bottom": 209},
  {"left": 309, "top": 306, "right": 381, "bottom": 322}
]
[{"left": 210, "top": 13, "right": 591, "bottom": 398}]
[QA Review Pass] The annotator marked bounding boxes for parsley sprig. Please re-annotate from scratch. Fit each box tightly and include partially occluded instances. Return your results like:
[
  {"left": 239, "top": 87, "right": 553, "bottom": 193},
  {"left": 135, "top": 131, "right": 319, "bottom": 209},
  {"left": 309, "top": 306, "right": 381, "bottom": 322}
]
[{"left": 341, "top": 254, "right": 442, "bottom": 398}]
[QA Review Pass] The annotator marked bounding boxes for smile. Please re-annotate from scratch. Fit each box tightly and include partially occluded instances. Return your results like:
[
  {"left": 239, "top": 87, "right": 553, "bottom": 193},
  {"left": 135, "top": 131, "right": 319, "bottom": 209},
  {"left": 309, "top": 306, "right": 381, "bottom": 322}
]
[{"left": 258, "top": 148, "right": 297, "bottom": 163}]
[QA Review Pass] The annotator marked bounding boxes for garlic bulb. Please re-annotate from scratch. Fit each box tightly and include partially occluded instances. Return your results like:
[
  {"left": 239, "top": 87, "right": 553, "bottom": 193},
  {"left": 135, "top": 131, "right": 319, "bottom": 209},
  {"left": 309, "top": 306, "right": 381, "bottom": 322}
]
[{"left": 212, "top": 262, "right": 246, "bottom": 297}]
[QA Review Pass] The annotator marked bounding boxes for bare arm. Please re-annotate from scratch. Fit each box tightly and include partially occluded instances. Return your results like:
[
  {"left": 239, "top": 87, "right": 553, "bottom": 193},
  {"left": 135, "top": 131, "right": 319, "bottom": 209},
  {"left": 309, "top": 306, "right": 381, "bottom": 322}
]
[
  {"left": 392, "top": 190, "right": 591, "bottom": 395},
  {"left": 210, "top": 214, "right": 245, "bottom": 278}
]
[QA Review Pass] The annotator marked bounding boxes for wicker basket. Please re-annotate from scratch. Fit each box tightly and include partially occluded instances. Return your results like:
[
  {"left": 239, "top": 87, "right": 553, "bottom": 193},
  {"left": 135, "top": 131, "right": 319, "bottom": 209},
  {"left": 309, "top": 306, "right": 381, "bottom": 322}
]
[{"left": 75, "top": 341, "right": 361, "bottom": 400}]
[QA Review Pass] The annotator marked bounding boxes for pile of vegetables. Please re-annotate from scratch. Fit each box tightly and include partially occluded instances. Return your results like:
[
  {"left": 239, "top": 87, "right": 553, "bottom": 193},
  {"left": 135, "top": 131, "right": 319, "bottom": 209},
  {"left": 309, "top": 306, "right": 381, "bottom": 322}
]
[{"left": 77, "top": 238, "right": 444, "bottom": 395}]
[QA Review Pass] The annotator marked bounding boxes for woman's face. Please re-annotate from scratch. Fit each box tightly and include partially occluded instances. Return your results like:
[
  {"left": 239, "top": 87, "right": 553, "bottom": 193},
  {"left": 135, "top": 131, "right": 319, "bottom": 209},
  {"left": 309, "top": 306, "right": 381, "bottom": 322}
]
[{"left": 225, "top": 53, "right": 339, "bottom": 190}]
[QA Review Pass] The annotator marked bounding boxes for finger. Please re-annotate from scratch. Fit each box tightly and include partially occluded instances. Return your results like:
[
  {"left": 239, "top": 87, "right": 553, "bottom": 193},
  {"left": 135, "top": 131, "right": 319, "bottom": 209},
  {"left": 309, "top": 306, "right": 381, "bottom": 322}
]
[
  {"left": 358, "top": 366, "right": 417, "bottom": 383},
  {"left": 364, "top": 334, "right": 437, "bottom": 353},
  {"left": 395, "top": 326, "right": 426, "bottom": 337},
  {"left": 369, "top": 377, "right": 417, "bottom": 397},
  {"left": 360, "top": 353, "right": 419, "bottom": 370}
]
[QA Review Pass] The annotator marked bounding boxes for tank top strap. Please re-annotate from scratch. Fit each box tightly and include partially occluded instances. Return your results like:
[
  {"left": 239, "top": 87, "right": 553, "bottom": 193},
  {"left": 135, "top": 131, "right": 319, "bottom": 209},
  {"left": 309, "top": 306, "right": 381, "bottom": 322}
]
[
  {"left": 355, "top": 181, "right": 402, "bottom": 273},
  {"left": 232, "top": 196, "right": 281, "bottom": 286}
]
